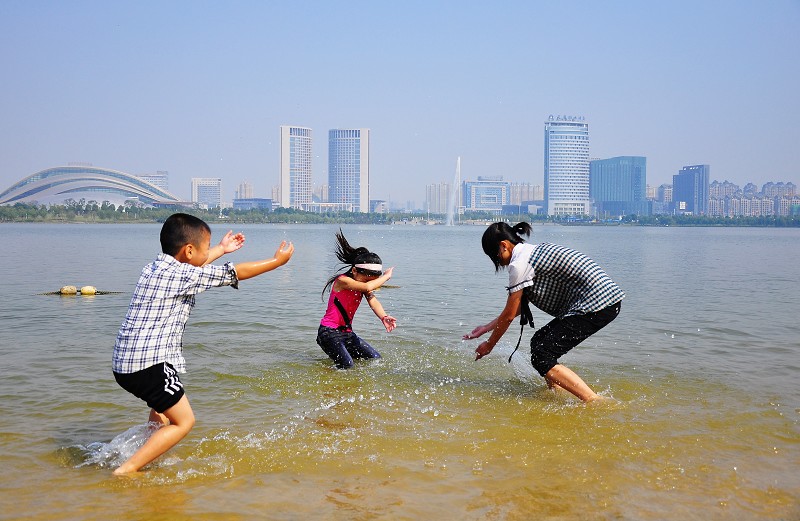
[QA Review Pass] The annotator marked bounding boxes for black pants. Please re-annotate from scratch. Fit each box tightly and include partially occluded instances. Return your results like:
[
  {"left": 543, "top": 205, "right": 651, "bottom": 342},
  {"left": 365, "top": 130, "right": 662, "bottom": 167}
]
[
  {"left": 530, "top": 302, "right": 621, "bottom": 376},
  {"left": 316, "top": 325, "right": 381, "bottom": 369}
]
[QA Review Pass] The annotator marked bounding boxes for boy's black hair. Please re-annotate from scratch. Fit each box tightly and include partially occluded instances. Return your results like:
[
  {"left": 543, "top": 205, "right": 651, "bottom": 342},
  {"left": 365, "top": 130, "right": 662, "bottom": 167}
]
[
  {"left": 160, "top": 213, "right": 211, "bottom": 256},
  {"left": 481, "top": 221, "right": 532, "bottom": 271},
  {"left": 322, "top": 228, "right": 383, "bottom": 297}
]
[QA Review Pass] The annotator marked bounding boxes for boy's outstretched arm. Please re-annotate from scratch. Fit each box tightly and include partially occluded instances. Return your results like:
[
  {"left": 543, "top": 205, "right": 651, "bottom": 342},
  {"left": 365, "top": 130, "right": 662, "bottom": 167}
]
[
  {"left": 204, "top": 231, "right": 246, "bottom": 266},
  {"left": 234, "top": 240, "right": 294, "bottom": 280}
]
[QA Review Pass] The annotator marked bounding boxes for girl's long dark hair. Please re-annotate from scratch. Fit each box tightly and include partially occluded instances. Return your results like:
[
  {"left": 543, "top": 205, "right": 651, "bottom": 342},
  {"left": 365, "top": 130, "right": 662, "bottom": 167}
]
[
  {"left": 481, "top": 221, "right": 532, "bottom": 271},
  {"left": 322, "top": 229, "right": 383, "bottom": 297}
]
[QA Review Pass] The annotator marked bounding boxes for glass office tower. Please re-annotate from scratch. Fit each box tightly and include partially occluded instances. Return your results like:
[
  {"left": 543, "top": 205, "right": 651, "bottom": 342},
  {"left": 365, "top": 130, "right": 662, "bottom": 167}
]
[
  {"left": 673, "top": 164, "right": 710, "bottom": 215},
  {"left": 544, "top": 115, "right": 590, "bottom": 216},
  {"left": 280, "top": 126, "right": 313, "bottom": 209},
  {"left": 329, "top": 129, "right": 370, "bottom": 213},
  {"left": 589, "top": 156, "right": 647, "bottom": 216}
]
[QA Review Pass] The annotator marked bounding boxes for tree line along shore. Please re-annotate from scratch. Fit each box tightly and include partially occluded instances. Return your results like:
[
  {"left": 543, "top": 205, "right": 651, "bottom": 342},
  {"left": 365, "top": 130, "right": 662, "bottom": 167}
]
[{"left": 1, "top": 201, "right": 798, "bottom": 227}]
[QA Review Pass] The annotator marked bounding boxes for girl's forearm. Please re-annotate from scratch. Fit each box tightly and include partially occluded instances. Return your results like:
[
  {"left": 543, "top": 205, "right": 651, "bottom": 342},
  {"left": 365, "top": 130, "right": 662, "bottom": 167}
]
[
  {"left": 364, "top": 273, "right": 391, "bottom": 292},
  {"left": 483, "top": 295, "right": 522, "bottom": 347},
  {"left": 369, "top": 298, "right": 387, "bottom": 318},
  {"left": 485, "top": 314, "right": 514, "bottom": 347}
]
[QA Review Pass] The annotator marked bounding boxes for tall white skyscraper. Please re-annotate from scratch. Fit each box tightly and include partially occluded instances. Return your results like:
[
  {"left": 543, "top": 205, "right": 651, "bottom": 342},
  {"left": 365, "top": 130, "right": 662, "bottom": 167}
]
[
  {"left": 328, "top": 129, "right": 370, "bottom": 213},
  {"left": 544, "top": 115, "right": 590, "bottom": 216},
  {"left": 191, "top": 177, "right": 222, "bottom": 208},
  {"left": 280, "top": 126, "right": 313, "bottom": 209}
]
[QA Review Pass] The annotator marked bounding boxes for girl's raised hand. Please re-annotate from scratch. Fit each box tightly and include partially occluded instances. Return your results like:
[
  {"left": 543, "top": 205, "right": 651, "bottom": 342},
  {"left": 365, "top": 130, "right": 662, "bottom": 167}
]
[
  {"left": 381, "top": 315, "right": 397, "bottom": 332},
  {"left": 463, "top": 324, "right": 487, "bottom": 340}
]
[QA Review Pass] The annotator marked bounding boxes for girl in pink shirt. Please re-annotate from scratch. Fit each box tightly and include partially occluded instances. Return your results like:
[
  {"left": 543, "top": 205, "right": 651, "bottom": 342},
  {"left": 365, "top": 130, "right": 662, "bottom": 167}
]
[{"left": 317, "top": 229, "right": 397, "bottom": 368}]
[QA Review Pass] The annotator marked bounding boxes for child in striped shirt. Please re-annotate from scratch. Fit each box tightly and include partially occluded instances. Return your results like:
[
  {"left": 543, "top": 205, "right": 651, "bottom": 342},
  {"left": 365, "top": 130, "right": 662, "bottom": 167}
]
[{"left": 464, "top": 221, "right": 624, "bottom": 402}]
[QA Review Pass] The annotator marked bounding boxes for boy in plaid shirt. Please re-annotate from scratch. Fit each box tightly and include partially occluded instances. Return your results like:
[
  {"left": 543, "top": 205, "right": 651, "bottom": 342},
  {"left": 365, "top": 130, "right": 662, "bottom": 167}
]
[{"left": 112, "top": 213, "right": 293, "bottom": 474}]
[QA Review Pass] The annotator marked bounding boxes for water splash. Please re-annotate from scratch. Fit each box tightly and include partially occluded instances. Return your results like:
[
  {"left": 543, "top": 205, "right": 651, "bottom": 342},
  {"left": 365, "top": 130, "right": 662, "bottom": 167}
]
[{"left": 74, "top": 422, "right": 160, "bottom": 469}]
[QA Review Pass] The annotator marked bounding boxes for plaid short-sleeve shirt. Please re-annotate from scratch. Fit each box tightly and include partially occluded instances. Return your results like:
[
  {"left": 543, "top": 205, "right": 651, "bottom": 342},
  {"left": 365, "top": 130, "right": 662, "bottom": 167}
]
[
  {"left": 507, "top": 242, "right": 624, "bottom": 318},
  {"left": 112, "top": 253, "right": 238, "bottom": 374}
]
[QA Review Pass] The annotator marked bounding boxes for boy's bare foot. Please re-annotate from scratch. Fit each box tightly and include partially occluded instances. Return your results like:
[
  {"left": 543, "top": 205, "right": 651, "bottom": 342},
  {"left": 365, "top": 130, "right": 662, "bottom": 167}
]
[
  {"left": 113, "top": 464, "right": 154, "bottom": 477},
  {"left": 113, "top": 465, "right": 136, "bottom": 476},
  {"left": 585, "top": 394, "right": 620, "bottom": 406}
]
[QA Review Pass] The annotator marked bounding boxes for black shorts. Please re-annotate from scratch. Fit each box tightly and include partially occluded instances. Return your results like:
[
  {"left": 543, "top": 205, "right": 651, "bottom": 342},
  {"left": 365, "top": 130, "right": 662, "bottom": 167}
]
[
  {"left": 114, "top": 362, "right": 185, "bottom": 413},
  {"left": 530, "top": 302, "right": 621, "bottom": 376}
]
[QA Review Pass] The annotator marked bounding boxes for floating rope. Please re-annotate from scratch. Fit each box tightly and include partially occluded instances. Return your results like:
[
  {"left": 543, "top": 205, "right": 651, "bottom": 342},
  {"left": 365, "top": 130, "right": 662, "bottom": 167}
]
[{"left": 40, "top": 285, "right": 123, "bottom": 296}]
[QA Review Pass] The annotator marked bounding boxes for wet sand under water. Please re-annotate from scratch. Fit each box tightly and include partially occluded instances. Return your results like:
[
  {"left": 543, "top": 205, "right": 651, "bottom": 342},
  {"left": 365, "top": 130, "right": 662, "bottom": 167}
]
[{"left": 17, "top": 349, "right": 799, "bottom": 521}]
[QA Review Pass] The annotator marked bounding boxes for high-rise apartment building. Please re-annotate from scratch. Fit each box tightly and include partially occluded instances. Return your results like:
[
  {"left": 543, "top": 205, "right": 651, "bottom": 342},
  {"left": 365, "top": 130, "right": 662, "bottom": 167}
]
[
  {"left": 762, "top": 181, "right": 796, "bottom": 198},
  {"left": 328, "top": 129, "right": 370, "bottom": 213},
  {"left": 191, "top": 177, "right": 222, "bottom": 208},
  {"left": 673, "top": 165, "right": 710, "bottom": 215},
  {"left": 280, "top": 126, "right": 313, "bottom": 209},
  {"left": 313, "top": 184, "right": 329, "bottom": 203},
  {"left": 509, "top": 183, "right": 542, "bottom": 205},
  {"left": 425, "top": 182, "right": 454, "bottom": 214},
  {"left": 657, "top": 184, "right": 673, "bottom": 203},
  {"left": 235, "top": 180, "right": 254, "bottom": 200},
  {"left": 544, "top": 115, "right": 590, "bottom": 216},
  {"left": 589, "top": 156, "right": 647, "bottom": 216}
]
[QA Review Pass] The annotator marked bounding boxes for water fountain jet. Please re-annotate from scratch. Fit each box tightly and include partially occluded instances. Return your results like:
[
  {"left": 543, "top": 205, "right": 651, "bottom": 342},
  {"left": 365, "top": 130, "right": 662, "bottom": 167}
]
[{"left": 445, "top": 157, "right": 461, "bottom": 226}]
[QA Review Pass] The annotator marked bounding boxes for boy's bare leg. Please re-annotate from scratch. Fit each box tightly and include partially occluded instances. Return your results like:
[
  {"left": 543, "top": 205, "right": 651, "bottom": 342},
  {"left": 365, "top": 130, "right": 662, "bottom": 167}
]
[
  {"left": 545, "top": 364, "right": 602, "bottom": 402},
  {"left": 149, "top": 409, "right": 170, "bottom": 426},
  {"left": 113, "top": 395, "right": 196, "bottom": 475}
]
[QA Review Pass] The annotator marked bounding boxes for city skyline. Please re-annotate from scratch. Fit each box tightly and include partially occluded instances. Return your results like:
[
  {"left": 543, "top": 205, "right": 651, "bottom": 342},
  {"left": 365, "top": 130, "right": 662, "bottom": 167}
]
[
  {"left": 1, "top": 2, "right": 798, "bottom": 205},
  {"left": 0, "top": 161, "right": 795, "bottom": 217}
]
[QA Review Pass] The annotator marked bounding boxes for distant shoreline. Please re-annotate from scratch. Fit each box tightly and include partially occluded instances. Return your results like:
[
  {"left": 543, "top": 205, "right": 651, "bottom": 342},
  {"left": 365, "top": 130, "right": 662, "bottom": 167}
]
[
  {"left": 1, "top": 218, "right": 798, "bottom": 228},
  {"left": 2, "top": 203, "right": 798, "bottom": 227}
]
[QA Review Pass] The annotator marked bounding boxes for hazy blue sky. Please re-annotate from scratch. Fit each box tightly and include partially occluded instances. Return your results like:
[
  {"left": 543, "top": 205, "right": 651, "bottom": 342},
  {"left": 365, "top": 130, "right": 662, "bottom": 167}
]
[{"left": 1, "top": 1, "right": 798, "bottom": 205}]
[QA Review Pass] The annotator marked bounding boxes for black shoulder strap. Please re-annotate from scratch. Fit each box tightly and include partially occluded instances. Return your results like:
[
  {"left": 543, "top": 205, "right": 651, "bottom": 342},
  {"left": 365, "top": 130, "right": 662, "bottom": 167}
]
[
  {"left": 508, "top": 289, "right": 535, "bottom": 363},
  {"left": 333, "top": 297, "right": 352, "bottom": 329}
]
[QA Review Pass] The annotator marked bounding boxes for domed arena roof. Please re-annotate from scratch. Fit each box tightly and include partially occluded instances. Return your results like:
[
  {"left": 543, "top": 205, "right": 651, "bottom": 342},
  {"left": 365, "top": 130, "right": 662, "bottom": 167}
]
[{"left": 0, "top": 166, "right": 181, "bottom": 206}]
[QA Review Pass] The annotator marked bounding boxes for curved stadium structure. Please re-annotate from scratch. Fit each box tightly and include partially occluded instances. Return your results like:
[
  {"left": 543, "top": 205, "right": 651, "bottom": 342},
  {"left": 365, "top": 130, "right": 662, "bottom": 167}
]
[{"left": 0, "top": 166, "right": 181, "bottom": 206}]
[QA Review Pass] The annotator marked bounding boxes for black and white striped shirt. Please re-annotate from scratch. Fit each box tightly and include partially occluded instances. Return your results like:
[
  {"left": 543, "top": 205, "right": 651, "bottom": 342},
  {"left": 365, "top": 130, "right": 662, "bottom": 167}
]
[{"left": 507, "top": 242, "right": 624, "bottom": 317}]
